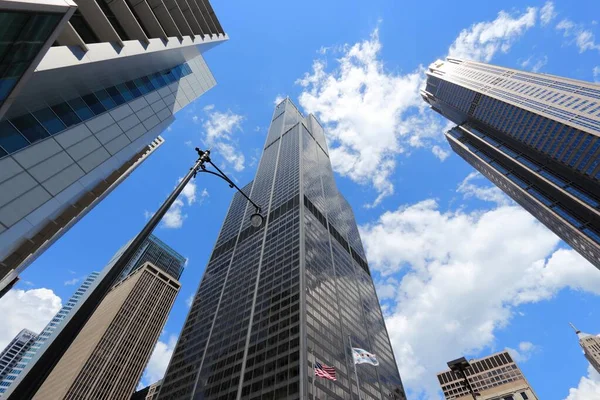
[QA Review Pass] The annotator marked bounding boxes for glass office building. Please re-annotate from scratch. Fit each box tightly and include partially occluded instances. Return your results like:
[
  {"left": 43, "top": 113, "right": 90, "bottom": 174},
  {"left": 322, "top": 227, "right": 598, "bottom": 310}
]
[
  {"left": 115, "top": 233, "right": 187, "bottom": 281},
  {"left": 422, "top": 58, "right": 600, "bottom": 269},
  {"left": 0, "top": 0, "right": 226, "bottom": 296},
  {"left": 0, "top": 329, "right": 37, "bottom": 385},
  {"left": 0, "top": 271, "right": 99, "bottom": 396},
  {"left": 157, "top": 99, "right": 405, "bottom": 400}
]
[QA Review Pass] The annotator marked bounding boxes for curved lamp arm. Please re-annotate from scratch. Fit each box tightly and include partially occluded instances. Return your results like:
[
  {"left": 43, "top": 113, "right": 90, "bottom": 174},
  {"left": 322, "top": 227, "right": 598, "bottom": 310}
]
[{"left": 194, "top": 148, "right": 264, "bottom": 227}]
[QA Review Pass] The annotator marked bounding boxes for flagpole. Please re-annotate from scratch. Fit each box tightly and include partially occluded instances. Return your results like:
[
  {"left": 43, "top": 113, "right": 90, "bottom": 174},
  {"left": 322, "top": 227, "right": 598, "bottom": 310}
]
[
  {"left": 312, "top": 355, "right": 317, "bottom": 400},
  {"left": 348, "top": 335, "right": 362, "bottom": 400}
]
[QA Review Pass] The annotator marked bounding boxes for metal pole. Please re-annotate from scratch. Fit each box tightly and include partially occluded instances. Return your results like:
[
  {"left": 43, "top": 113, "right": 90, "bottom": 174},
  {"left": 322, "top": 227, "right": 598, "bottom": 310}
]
[
  {"left": 348, "top": 335, "right": 361, "bottom": 400},
  {"left": 6, "top": 154, "right": 208, "bottom": 400},
  {"left": 459, "top": 369, "right": 477, "bottom": 400},
  {"left": 312, "top": 355, "right": 317, "bottom": 400}
]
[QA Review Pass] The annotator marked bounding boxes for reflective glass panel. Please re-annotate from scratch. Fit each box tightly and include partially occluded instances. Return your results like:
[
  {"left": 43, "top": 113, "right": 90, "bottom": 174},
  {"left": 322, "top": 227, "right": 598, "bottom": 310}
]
[
  {"left": 0, "top": 120, "right": 29, "bottom": 152},
  {"left": 105, "top": 86, "right": 126, "bottom": 105},
  {"left": 81, "top": 93, "right": 106, "bottom": 115},
  {"left": 51, "top": 102, "right": 81, "bottom": 127},
  {"left": 93, "top": 89, "right": 116, "bottom": 110},
  {"left": 68, "top": 97, "right": 94, "bottom": 120},
  {"left": 33, "top": 108, "right": 65, "bottom": 134},
  {"left": 10, "top": 113, "right": 49, "bottom": 143}
]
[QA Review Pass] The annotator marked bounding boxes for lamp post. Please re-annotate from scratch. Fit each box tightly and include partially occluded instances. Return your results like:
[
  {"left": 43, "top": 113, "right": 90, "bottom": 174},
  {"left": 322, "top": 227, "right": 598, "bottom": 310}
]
[
  {"left": 5, "top": 148, "right": 263, "bottom": 400},
  {"left": 447, "top": 357, "right": 479, "bottom": 400}
]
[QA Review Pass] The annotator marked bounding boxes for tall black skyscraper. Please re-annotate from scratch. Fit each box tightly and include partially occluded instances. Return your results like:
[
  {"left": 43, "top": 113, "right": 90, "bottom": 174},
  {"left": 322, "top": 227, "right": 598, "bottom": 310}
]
[
  {"left": 157, "top": 99, "right": 405, "bottom": 399},
  {"left": 422, "top": 58, "right": 600, "bottom": 269}
]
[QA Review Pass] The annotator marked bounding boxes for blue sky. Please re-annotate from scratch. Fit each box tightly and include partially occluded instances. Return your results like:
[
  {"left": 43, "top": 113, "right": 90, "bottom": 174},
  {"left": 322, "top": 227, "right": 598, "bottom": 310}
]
[{"left": 1, "top": 0, "right": 600, "bottom": 399}]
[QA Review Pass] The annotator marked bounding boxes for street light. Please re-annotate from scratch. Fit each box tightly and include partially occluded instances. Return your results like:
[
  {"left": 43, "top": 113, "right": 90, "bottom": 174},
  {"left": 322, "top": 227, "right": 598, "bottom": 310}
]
[
  {"left": 5, "top": 148, "right": 263, "bottom": 400},
  {"left": 447, "top": 357, "right": 480, "bottom": 400}
]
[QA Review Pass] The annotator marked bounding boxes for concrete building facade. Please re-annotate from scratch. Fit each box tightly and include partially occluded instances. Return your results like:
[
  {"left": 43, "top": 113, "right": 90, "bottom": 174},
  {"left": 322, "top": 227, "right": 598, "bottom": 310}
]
[
  {"left": 32, "top": 262, "right": 181, "bottom": 400},
  {"left": 422, "top": 58, "right": 600, "bottom": 270},
  {"left": 437, "top": 351, "right": 537, "bottom": 400},
  {"left": 0, "top": 0, "right": 226, "bottom": 295}
]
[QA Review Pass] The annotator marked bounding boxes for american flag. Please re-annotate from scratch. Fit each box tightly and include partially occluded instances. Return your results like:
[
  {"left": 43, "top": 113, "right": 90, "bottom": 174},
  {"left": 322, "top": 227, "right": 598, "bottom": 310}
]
[{"left": 314, "top": 362, "right": 336, "bottom": 381}]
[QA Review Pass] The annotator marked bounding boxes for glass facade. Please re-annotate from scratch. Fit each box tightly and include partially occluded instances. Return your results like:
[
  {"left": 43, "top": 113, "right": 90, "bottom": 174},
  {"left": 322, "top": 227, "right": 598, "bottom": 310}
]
[
  {"left": 0, "top": 63, "right": 192, "bottom": 159},
  {"left": 114, "top": 234, "right": 187, "bottom": 281},
  {"left": 423, "top": 59, "right": 600, "bottom": 270},
  {"left": 0, "top": 11, "right": 62, "bottom": 108},
  {"left": 156, "top": 99, "right": 405, "bottom": 400},
  {"left": 0, "top": 272, "right": 100, "bottom": 396}
]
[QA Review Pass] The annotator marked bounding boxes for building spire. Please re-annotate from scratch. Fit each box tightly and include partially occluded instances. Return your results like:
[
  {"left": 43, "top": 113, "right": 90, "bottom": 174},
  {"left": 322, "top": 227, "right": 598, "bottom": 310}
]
[{"left": 570, "top": 322, "right": 581, "bottom": 335}]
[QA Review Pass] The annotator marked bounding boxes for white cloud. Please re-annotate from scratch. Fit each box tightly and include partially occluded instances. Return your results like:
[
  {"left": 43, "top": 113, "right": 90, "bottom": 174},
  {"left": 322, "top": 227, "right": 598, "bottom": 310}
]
[
  {"left": 0, "top": 289, "right": 62, "bottom": 350},
  {"left": 202, "top": 109, "right": 245, "bottom": 172},
  {"left": 566, "top": 365, "right": 600, "bottom": 400},
  {"left": 556, "top": 19, "right": 600, "bottom": 53},
  {"left": 140, "top": 334, "right": 178, "bottom": 386},
  {"left": 64, "top": 278, "right": 80, "bottom": 286},
  {"left": 359, "top": 194, "right": 600, "bottom": 397},
  {"left": 457, "top": 172, "right": 510, "bottom": 205},
  {"left": 297, "top": 27, "right": 446, "bottom": 206},
  {"left": 507, "top": 341, "right": 538, "bottom": 363},
  {"left": 431, "top": 145, "right": 450, "bottom": 161},
  {"left": 161, "top": 179, "right": 207, "bottom": 229},
  {"left": 192, "top": 115, "right": 199, "bottom": 123},
  {"left": 593, "top": 66, "right": 600, "bottom": 82},
  {"left": 521, "top": 55, "right": 548, "bottom": 72},
  {"left": 448, "top": 6, "right": 537, "bottom": 62},
  {"left": 203, "top": 104, "right": 215, "bottom": 112},
  {"left": 186, "top": 294, "right": 194, "bottom": 308},
  {"left": 540, "top": 1, "right": 557, "bottom": 26},
  {"left": 297, "top": 6, "right": 537, "bottom": 206}
]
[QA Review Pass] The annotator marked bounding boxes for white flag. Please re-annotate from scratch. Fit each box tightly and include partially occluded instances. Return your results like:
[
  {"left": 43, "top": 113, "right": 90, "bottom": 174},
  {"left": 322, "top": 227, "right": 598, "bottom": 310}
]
[{"left": 352, "top": 347, "right": 379, "bottom": 366}]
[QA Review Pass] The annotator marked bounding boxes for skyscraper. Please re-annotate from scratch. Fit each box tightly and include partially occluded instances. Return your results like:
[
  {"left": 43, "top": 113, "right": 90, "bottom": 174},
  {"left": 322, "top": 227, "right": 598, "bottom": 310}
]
[
  {"left": 2, "top": 234, "right": 185, "bottom": 399},
  {"left": 0, "top": 271, "right": 100, "bottom": 396},
  {"left": 0, "top": 0, "right": 226, "bottom": 295},
  {"left": 421, "top": 58, "right": 600, "bottom": 269},
  {"left": 570, "top": 323, "right": 600, "bottom": 374},
  {"left": 157, "top": 99, "right": 405, "bottom": 399},
  {"left": 437, "top": 351, "right": 537, "bottom": 400},
  {"left": 31, "top": 262, "right": 181, "bottom": 399},
  {"left": 0, "top": 329, "right": 37, "bottom": 384}
]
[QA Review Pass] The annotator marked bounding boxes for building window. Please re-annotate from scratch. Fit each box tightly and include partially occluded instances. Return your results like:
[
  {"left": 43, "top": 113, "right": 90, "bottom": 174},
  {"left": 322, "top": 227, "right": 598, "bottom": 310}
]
[
  {"left": 0, "top": 11, "right": 62, "bottom": 106},
  {"left": 69, "top": 10, "right": 100, "bottom": 44},
  {"left": 521, "top": 392, "right": 529, "bottom": 399}
]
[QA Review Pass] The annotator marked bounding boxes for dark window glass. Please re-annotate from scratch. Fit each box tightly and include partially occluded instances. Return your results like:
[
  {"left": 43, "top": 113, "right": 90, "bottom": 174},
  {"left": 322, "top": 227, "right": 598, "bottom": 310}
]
[
  {"left": 125, "top": 81, "right": 142, "bottom": 97},
  {"left": 565, "top": 186, "right": 600, "bottom": 208},
  {"left": 141, "top": 76, "right": 155, "bottom": 92},
  {"left": 51, "top": 102, "right": 81, "bottom": 127},
  {"left": 10, "top": 113, "right": 49, "bottom": 143},
  {"left": 94, "top": 89, "right": 116, "bottom": 110},
  {"left": 134, "top": 78, "right": 149, "bottom": 94},
  {"left": 552, "top": 206, "right": 584, "bottom": 228},
  {"left": 0, "top": 12, "right": 61, "bottom": 104},
  {"left": 105, "top": 86, "right": 126, "bottom": 105},
  {"left": 150, "top": 72, "right": 166, "bottom": 88},
  {"left": 0, "top": 145, "right": 6, "bottom": 157},
  {"left": 81, "top": 93, "right": 106, "bottom": 115},
  {"left": 521, "top": 392, "right": 529, "bottom": 400},
  {"left": 69, "top": 10, "right": 100, "bottom": 43},
  {"left": 95, "top": 0, "right": 130, "bottom": 40},
  {"left": 527, "top": 187, "right": 553, "bottom": 206},
  {"left": 116, "top": 83, "right": 133, "bottom": 101},
  {"left": 583, "top": 228, "right": 600, "bottom": 244},
  {"left": 68, "top": 97, "right": 95, "bottom": 120},
  {"left": 32, "top": 107, "right": 65, "bottom": 134},
  {"left": 0, "top": 120, "right": 29, "bottom": 152},
  {"left": 162, "top": 70, "right": 176, "bottom": 83}
]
